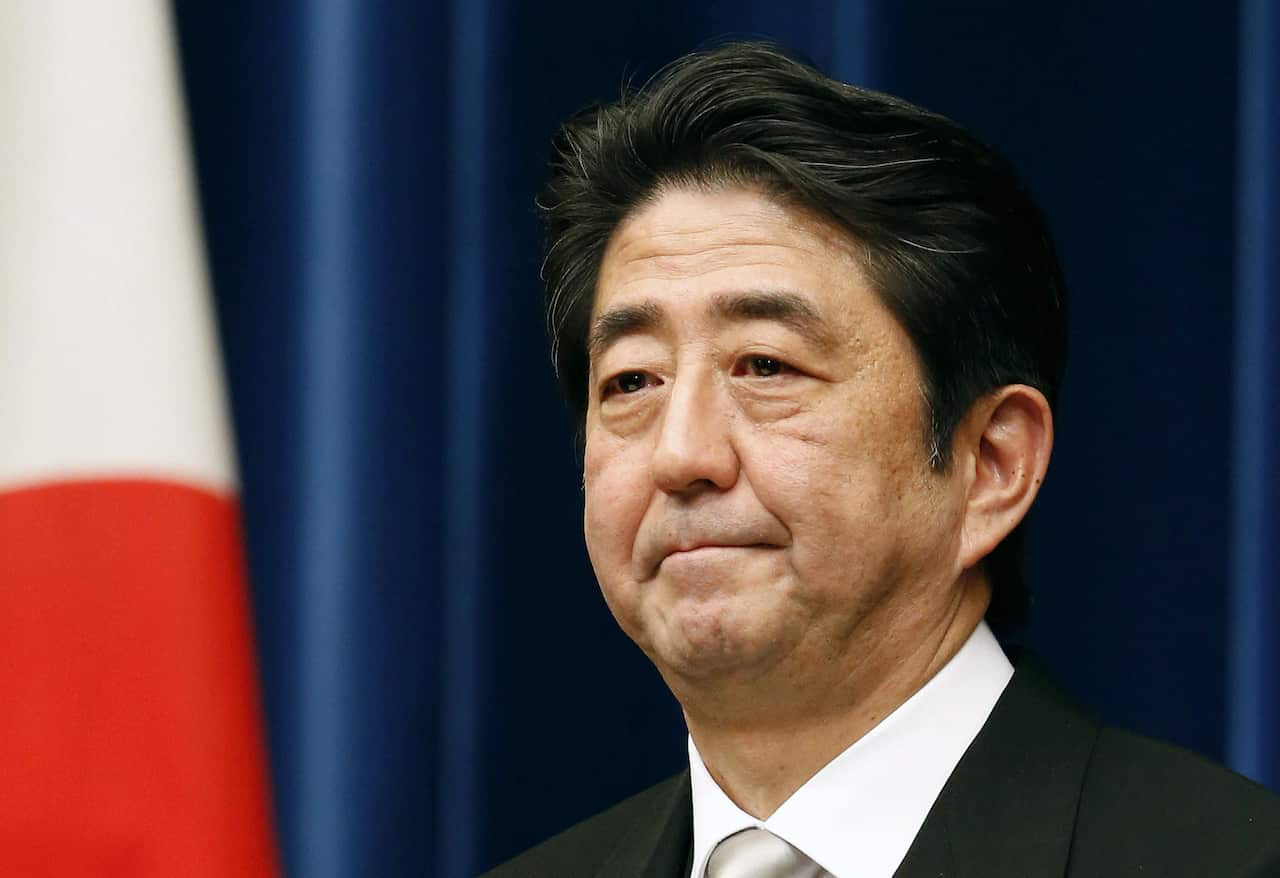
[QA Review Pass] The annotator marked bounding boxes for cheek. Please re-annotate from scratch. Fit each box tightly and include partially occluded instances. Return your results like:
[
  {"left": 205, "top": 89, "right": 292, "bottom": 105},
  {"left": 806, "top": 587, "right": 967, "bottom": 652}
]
[
  {"left": 745, "top": 407, "right": 894, "bottom": 513},
  {"left": 582, "top": 429, "right": 649, "bottom": 575},
  {"left": 742, "top": 417, "right": 916, "bottom": 583},
  {"left": 582, "top": 434, "right": 656, "bottom": 647}
]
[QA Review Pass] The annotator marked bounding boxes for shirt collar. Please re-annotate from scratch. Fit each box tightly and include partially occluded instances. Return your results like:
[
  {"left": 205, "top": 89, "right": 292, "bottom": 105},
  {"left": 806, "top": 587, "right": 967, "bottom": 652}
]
[{"left": 687, "top": 621, "right": 1013, "bottom": 878}]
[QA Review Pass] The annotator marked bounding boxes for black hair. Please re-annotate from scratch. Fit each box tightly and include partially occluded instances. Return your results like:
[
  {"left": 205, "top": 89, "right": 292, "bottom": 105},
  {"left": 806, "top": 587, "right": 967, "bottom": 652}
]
[{"left": 537, "top": 41, "right": 1068, "bottom": 628}]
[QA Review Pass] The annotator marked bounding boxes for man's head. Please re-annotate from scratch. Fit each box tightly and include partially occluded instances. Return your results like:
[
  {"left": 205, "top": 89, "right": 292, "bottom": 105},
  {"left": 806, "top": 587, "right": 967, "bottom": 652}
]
[{"left": 538, "top": 43, "right": 1065, "bottom": 698}]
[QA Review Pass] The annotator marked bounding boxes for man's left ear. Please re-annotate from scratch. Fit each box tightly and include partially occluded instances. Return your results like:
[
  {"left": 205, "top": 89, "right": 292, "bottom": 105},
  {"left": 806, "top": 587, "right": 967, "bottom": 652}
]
[{"left": 956, "top": 384, "right": 1054, "bottom": 570}]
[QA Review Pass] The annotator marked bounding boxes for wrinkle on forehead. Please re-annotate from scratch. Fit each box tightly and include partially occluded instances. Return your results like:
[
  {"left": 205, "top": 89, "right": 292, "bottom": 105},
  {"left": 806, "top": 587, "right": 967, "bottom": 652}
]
[
  {"left": 589, "top": 186, "right": 900, "bottom": 376},
  {"left": 603, "top": 187, "right": 861, "bottom": 279},
  {"left": 610, "top": 243, "right": 828, "bottom": 286}
]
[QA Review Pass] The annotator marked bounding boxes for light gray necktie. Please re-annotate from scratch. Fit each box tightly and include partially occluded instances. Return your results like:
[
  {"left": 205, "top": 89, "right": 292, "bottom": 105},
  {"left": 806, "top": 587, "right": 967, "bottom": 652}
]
[{"left": 704, "top": 828, "right": 827, "bottom": 878}]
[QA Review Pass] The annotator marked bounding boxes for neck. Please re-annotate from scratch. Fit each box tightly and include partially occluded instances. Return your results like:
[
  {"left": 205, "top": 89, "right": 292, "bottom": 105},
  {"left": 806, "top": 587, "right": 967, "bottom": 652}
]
[{"left": 683, "top": 573, "right": 991, "bottom": 819}]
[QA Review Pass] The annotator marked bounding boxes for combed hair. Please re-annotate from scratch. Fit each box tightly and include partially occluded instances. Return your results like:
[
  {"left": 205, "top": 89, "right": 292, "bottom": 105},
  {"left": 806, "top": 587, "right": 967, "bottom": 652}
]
[{"left": 538, "top": 41, "right": 1068, "bottom": 628}]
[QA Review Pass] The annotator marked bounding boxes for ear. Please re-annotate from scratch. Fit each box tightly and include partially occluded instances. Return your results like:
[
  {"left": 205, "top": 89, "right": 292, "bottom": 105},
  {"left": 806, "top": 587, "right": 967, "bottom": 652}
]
[{"left": 955, "top": 385, "right": 1054, "bottom": 570}]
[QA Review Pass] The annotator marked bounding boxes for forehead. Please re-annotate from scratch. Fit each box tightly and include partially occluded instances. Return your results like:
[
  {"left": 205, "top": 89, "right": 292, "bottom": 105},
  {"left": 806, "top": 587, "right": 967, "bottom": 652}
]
[
  {"left": 589, "top": 187, "right": 895, "bottom": 367},
  {"left": 595, "top": 186, "right": 866, "bottom": 309}
]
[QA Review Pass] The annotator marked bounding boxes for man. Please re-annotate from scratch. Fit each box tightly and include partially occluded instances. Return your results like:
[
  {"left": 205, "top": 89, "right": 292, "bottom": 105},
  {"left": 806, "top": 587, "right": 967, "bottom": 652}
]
[{"left": 487, "top": 42, "right": 1280, "bottom": 877}]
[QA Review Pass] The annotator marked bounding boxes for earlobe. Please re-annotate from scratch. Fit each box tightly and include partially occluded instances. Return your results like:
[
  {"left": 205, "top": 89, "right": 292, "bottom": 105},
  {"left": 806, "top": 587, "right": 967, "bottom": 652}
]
[{"left": 958, "top": 385, "right": 1054, "bottom": 570}]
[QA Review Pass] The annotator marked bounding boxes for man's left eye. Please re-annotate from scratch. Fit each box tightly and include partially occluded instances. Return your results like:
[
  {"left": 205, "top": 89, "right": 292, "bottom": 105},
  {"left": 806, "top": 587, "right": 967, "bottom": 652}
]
[{"left": 743, "top": 356, "right": 790, "bottom": 377}]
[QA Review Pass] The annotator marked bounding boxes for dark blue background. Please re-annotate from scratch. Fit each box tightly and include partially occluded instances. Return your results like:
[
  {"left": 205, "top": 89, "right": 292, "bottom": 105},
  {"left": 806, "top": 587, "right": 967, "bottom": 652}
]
[{"left": 172, "top": 2, "right": 1279, "bottom": 875}]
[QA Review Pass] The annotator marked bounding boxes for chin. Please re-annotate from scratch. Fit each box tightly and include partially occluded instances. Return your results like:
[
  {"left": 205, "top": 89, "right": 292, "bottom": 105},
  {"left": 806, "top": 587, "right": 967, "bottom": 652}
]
[
  {"left": 609, "top": 575, "right": 796, "bottom": 681},
  {"left": 644, "top": 610, "right": 783, "bottom": 683}
]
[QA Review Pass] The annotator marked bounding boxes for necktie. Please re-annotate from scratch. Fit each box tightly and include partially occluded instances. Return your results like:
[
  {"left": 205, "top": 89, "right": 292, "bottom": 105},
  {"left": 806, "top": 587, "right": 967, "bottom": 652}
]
[{"left": 704, "top": 828, "right": 827, "bottom": 878}]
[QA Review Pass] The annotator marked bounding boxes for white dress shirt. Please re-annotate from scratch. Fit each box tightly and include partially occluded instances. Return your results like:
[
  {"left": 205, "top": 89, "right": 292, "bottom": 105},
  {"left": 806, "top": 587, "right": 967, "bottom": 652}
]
[{"left": 688, "top": 621, "right": 1014, "bottom": 878}]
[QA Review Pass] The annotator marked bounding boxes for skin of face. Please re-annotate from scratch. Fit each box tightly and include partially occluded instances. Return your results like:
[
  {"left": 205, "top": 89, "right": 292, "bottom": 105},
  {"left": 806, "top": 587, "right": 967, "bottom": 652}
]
[{"left": 582, "top": 185, "right": 975, "bottom": 720}]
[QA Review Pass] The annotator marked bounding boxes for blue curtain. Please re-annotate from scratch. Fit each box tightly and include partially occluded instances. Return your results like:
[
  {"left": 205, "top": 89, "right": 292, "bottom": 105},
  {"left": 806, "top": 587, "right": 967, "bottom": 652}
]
[
  {"left": 1229, "top": 0, "right": 1279, "bottom": 791},
  {"left": 172, "top": 3, "right": 1279, "bottom": 875}
]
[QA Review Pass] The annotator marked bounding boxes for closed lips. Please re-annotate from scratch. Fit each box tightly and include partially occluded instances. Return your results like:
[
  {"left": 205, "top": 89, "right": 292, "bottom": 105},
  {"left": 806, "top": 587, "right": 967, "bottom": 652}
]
[{"left": 634, "top": 517, "right": 791, "bottom": 578}]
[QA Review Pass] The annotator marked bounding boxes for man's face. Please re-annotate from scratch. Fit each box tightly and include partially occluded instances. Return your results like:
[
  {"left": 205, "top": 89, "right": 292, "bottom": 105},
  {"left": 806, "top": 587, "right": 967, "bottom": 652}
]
[{"left": 582, "top": 186, "right": 969, "bottom": 699}]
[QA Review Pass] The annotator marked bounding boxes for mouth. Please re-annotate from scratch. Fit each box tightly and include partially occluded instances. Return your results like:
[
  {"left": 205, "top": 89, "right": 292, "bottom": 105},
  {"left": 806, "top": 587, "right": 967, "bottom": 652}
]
[{"left": 660, "top": 542, "right": 777, "bottom": 565}]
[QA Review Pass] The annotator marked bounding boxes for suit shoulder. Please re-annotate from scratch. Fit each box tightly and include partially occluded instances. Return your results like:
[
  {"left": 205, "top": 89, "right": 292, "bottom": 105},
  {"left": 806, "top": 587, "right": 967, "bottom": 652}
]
[
  {"left": 1070, "top": 726, "right": 1280, "bottom": 875},
  {"left": 481, "top": 773, "right": 688, "bottom": 878}
]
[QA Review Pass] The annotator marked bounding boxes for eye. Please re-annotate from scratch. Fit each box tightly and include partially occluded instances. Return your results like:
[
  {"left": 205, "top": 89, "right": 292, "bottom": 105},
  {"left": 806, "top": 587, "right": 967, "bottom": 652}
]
[
  {"left": 602, "top": 370, "right": 657, "bottom": 399},
  {"left": 740, "top": 355, "right": 793, "bottom": 377}
]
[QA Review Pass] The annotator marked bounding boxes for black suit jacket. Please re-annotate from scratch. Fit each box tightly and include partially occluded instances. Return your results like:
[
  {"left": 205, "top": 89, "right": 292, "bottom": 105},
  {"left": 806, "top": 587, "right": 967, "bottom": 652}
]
[{"left": 484, "top": 659, "right": 1280, "bottom": 877}]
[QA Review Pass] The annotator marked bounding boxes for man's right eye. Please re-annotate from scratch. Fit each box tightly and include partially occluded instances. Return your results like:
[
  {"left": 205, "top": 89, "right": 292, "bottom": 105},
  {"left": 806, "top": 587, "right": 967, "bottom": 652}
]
[{"left": 603, "top": 371, "right": 653, "bottom": 398}]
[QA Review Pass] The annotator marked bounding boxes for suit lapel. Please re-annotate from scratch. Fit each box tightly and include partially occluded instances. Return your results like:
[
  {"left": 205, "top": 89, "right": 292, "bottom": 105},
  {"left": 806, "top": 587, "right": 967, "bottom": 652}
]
[
  {"left": 895, "top": 657, "right": 1100, "bottom": 878},
  {"left": 594, "top": 770, "right": 693, "bottom": 877},
  {"left": 590, "top": 659, "right": 1097, "bottom": 877}
]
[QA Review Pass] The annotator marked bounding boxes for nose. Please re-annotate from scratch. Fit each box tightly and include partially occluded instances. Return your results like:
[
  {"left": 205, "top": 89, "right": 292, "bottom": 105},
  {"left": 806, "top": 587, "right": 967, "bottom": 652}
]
[{"left": 650, "top": 370, "right": 739, "bottom": 495}]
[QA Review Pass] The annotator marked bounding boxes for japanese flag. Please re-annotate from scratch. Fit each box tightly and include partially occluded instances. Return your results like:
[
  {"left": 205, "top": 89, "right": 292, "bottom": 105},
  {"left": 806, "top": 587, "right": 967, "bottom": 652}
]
[{"left": 0, "top": 2, "right": 279, "bottom": 874}]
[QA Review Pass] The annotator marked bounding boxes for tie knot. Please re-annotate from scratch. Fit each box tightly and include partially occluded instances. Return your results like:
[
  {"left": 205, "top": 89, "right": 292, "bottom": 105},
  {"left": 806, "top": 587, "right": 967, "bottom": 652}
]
[{"left": 705, "top": 828, "right": 823, "bottom": 878}]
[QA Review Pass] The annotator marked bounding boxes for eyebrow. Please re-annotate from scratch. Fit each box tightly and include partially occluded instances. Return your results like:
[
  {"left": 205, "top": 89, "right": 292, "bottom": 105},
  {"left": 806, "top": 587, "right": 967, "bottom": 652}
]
[
  {"left": 587, "top": 289, "right": 838, "bottom": 361},
  {"left": 587, "top": 302, "right": 668, "bottom": 361},
  {"left": 712, "top": 290, "right": 837, "bottom": 352}
]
